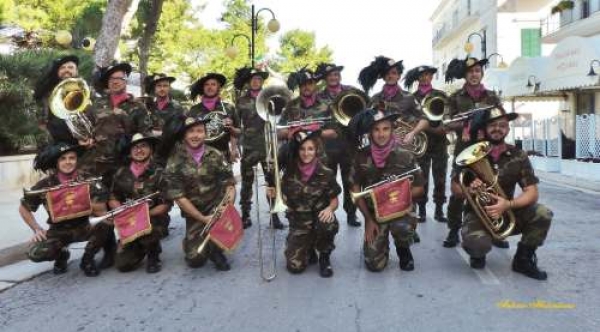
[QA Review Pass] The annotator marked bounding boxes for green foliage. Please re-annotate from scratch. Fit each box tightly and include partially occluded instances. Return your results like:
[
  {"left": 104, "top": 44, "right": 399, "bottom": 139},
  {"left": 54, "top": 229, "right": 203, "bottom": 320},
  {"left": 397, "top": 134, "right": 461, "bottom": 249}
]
[{"left": 273, "top": 29, "right": 333, "bottom": 73}]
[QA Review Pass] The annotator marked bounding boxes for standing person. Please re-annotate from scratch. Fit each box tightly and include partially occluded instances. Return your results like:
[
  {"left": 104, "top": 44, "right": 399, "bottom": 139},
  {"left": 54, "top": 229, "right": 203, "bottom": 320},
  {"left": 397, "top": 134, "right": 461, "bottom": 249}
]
[
  {"left": 315, "top": 62, "right": 363, "bottom": 228},
  {"left": 109, "top": 133, "right": 170, "bottom": 273},
  {"left": 188, "top": 73, "right": 240, "bottom": 163},
  {"left": 270, "top": 129, "right": 340, "bottom": 277},
  {"left": 143, "top": 73, "right": 185, "bottom": 138},
  {"left": 163, "top": 116, "right": 237, "bottom": 271},
  {"left": 233, "top": 66, "right": 284, "bottom": 230},
  {"left": 404, "top": 65, "right": 449, "bottom": 223},
  {"left": 443, "top": 57, "right": 508, "bottom": 249},
  {"left": 349, "top": 110, "right": 425, "bottom": 272},
  {"left": 459, "top": 107, "right": 552, "bottom": 280},
  {"left": 19, "top": 142, "right": 112, "bottom": 277}
]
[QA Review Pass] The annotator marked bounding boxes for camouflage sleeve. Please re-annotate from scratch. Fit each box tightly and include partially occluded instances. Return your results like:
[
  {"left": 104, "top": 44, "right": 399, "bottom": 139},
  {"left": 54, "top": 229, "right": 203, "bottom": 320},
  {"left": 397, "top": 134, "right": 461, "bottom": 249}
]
[
  {"left": 406, "top": 94, "right": 425, "bottom": 121},
  {"left": 154, "top": 168, "right": 172, "bottom": 207},
  {"left": 517, "top": 152, "right": 540, "bottom": 188},
  {"left": 20, "top": 179, "right": 47, "bottom": 212},
  {"left": 163, "top": 158, "right": 186, "bottom": 200},
  {"left": 91, "top": 179, "right": 109, "bottom": 204},
  {"left": 108, "top": 168, "right": 124, "bottom": 202},
  {"left": 326, "top": 172, "right": 342, "bottom": 199},
  {"left": 449, "top": 93, "right": 459, "bottom": 118},
  {"left": 405, "top": 153, "right": 425, "bottom": 188},
  {"left": 226, "top": 103, "right": 240, "bottom": 129},
  {"left": 348, "top": 156, "right": 362, "bottom": 188},
  {"left": 216, "top": 153, "right": 236, "bottom": 187},
  {"left": 132, "top": 104, "right": 152, "bottom": 134}
]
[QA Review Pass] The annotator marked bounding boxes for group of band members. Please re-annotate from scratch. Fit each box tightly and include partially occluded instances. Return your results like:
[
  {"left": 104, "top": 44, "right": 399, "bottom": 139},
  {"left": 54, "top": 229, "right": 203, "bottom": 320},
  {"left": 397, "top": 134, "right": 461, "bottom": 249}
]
[{"left": 19, "top": 53, "right": 551, "bottom": 280}]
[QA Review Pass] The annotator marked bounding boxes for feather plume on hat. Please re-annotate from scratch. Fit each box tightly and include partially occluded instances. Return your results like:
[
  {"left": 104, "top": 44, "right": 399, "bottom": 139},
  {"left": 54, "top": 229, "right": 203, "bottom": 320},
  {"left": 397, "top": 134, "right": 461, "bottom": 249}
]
[
  {"left": 403, "top": 67, "right": 422, "bottom": 90},
  {"left": 358, "top": 56, "right": 404, "bottom": 93},
  {"left": 233, "top": 67, "right": 252, "bottom": 91},
  {"left": 286, "top": 66, "right": 315, "bottom": 91},
  {"left": 445, "top": 58, "right": 467, "bottom": 83}
]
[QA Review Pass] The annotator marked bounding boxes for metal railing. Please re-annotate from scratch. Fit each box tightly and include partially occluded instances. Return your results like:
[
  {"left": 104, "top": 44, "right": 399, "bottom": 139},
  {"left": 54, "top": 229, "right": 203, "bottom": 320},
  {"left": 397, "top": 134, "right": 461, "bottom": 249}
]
[{"left": 541, "top": 1, "right": 600, "bottom": 37}]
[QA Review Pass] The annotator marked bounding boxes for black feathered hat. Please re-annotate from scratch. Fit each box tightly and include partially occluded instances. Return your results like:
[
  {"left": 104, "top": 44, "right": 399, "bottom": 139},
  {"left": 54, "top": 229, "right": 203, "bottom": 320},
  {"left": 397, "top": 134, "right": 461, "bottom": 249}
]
[
  {"left": 315, "top": 62, "right": 344, "bottom": 80},
  {"left": 144, "top": 73, "right": 176, "bottom": 95},
  {"left": 33, "top": 142, "right": 83, "bottom": 172},
  {"left": 403, "top": 65, "right": 437, "bottom": 89},
  {"left": 445, "top": 57, "right": 488, "bottom": 83},
  {"left": 34, "top": 55, "right": 80, "bottom": 101},
  {"left": 347, "top": 109, "right": 400, "bottom": 145},
  {"left": 190, "top": 73, "right": 227, "bottom": 99},
  {"left": 157, "top": 115, "right": 212, "bottom": 160},
  {"left": 287, "top": 67, "right": 318, "bottom": 91},
  {"left": 484, "top": 106, "right": 518, "bottom": 123},
  {"left": 358, "top": 56, "right": 404, "bottom": 93},
  {"left": 233, "top": 67, "right": 269, "bottom": 91},
  {"left": 97, "top": 61, "right": 133, "bottom": 89}
]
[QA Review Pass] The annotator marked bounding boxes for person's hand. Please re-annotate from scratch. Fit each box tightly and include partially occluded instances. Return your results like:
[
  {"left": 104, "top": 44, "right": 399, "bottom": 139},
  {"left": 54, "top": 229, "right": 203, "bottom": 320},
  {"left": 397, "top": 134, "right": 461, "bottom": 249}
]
[
  {"left": 301, "top": 123, "right": 321, "bottom": 132},
  {"left": 229, "top": 146, "right": 240, "bottom": 163},
  {"left": 265, "top": 187, "right": 276, "bottom": 199},
  {"left": 364, "top": 219, "right": 379, "bottom": 245},
  {"left": 318, "top": 207, "right": 335, "bottom": 223},
  {"left": 78, "top": 138, "right": 94, "bottom": 148},
  {"left": 30, "top": 229, "right": 47, "bottom": 243},
  {"left": 403, "top": 131, "right": 416, "bottom": 145},
  {"left": 484, "top": 193, "right": 510, "bottom": 220},
  {"left": 223, "top": 117, "right": 233, "bottom": 130},
  {"left": 287, "top": 125, "right": 302, "bottom": 140},
  {"left": 468, "top": 177, "right": 484, "bottom": 194}
]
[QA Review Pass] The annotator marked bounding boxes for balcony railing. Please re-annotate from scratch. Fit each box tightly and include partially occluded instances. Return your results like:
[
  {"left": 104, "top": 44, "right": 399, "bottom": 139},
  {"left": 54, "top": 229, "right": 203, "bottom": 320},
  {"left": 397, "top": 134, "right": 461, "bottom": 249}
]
[{"left": 541, "top": 0, "right": 600, "bottom": 37}]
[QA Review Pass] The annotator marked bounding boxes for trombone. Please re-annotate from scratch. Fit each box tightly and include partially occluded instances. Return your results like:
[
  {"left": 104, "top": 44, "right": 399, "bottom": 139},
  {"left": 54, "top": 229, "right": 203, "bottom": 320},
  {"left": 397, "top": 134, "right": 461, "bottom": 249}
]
[{"left": 442, "top": 105, "right": 496, "bottom": 126}]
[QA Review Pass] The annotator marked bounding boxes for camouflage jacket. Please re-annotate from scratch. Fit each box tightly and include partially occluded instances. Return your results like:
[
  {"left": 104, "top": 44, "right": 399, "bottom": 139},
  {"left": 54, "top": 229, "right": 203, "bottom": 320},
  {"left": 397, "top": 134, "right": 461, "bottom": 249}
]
[
  {"left": 187, "top": 100, "right": 239, "bottom": 154},
  {"left": 316, "top": 85, "right": 360, "bottom": 147},
  {"left": 370, "top": 88, "right": 424, "bottom": 124},
  {"left": 278, "top": 96, "right": 331, "bottom": 128},
  {"left": 236, "top": 91, "right": 266, "bottom": 153},
  {"left": 282, "top": 162, "right": 341, "bottom": 213},
  {"left": 20, "top": 171, "right": 107, "bottom": 225},
  {"left": 316, "top": 85, "right": 356, "bottom": 104},
  {"left": 413, "top": 88, "right": 449, "bottom": 147},
  {"left": 488, "top": 144, "right": 539, "bottom": 199},
  {"left": 146, "top": 99, "right": 186, "bottom": 136},
  {"left": 87, "top": 94, "right": 151, "bottom": 163},
  {"left": 110, "top": 162, "right": 170, "bottom": 210},
  {"left": 164, "top": 143, "right": 235, "bottom": 215}
]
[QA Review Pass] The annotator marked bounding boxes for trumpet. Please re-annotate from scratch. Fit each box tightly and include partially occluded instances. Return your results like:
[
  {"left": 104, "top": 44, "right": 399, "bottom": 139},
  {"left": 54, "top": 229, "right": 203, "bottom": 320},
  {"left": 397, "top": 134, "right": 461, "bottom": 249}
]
[
  {"left": 196, "top": 189, "right": 233, "bottom": 255},
  {"left": 277, "top": 117, "right": 332, "bottom": 129},
  {"left": 23, "top": 176, "right": 102, "bottom": 196},
  {"left": 351, "top": 167, "right": 421, "bottom": 203},
  {"left": 442, "top": 105, "right": 496, "bottom": 126},
  {"left": 89, "top": 192, "right": 158, "bottom": 225}
]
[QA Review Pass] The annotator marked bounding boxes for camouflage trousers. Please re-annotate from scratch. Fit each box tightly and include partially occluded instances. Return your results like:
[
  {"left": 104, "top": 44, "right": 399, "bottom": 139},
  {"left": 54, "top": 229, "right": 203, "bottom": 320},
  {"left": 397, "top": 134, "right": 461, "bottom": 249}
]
[
  {"left": 28, "top": 221, "right": 113, "bottom": 263},
  {"left": 285, "top": 211, "right": 339, "bottom": 273},
  {"left": 182, "top": 217, "right": 225, "bottom": 268},
  {"left": 446, "top": 166, "right": 464, "bottom": 230},
  {"left": 115, "top": 217, "right": 163, "bottom": 272},
  {"left": 415, "top": 145, "right": 448, "bottom": 205},
  {"left": 462, "top": 203, "right": 553, "bottom": 258},
  {"left": 239, "top": 149, "right": 270, "bottom": 215},
  {"left": 364, "top": 214, "right": 417, "bottom": 272},
  {"left": 325, "top": 146, "right": 356, "bottom": 217}
]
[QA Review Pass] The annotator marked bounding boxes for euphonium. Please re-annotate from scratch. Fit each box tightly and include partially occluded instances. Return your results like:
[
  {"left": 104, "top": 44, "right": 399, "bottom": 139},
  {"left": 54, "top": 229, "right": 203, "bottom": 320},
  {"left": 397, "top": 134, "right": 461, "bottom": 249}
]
[
  {"left": 49, "top": 78, "right": 94, "bottom": 141},
  {"left": 394, "top": 120, "right": 428, "bottom": 157},
  {"left": 331, "top": 89, "right": 369, "bottom": 126},
  {"left": 456, "top": 141, "right": 516, "bottom": 240}
]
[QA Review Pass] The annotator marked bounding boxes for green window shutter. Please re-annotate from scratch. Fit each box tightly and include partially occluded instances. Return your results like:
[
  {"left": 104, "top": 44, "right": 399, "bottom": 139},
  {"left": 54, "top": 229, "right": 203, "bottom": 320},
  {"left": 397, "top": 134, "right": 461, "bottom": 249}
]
[{"left": 521, "top": 28, "right": 541, "bottom": 57}]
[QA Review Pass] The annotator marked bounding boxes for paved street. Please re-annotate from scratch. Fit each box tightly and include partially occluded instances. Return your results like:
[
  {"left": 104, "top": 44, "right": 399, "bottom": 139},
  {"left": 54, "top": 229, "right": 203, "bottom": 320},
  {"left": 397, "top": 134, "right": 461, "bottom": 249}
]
[{"left": 1, "top": 179, "right": 599, "bottom": 332}]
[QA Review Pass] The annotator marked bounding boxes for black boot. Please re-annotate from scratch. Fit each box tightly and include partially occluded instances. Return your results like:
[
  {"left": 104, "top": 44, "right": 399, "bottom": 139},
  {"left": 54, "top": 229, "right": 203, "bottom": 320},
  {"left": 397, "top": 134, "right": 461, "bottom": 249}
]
[
  {"left": 418, "top": 203, "right": 426, "bottom": 223},
  {"left": 397, "top": 247, "right": 415, "bottom": 271},
  {"left": 318, "top": 253, "right": 333, "bottom": 278},
  {"left": 492, "top": 238, "right": 510, "bottom": 249},
  {"left": 210, "top": 250, "right": 231, "bottom": 271},
  {"left": 242, "top": 210, "right": 252, "bottom": 229},
  {"left": 146, "top": 249, "right": 162, "bottom": 274},
  {"left": 512, "top": 243, "right": 548, "bottom": 280},
  {"left": 308, "top": 248, "right": 318, "bottom": 265},
  {"left": 347, "top": 212, "right": 361, "bottom": 227},
  {"left": 443, "top": 228, "right": 460, "bottom": 248},
  {"left": 271, "top": 213, "right": 284, "bottom": 230},
  {"left": 413, "top": 231, "right": 421, "bottom": 243},
  {"left": 53, "top": 248, "right": 70, "bottom": 275},
  {"left": 434, "top": 204, "right": 448, "bottom": 223},
  {"left": 79, "top": 252, "right": 99, "bottom": 277},
  {"left": 98, "top": 234, "right": 116, "bottom": 270},
  {"left": 470, "top": 256, "right": 486, "bottom": 269}
]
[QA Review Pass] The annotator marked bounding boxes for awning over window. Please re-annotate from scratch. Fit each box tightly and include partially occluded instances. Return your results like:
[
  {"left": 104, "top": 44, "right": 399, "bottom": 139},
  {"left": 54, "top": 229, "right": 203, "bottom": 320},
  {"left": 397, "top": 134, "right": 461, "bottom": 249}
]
[{"left": 504, "top": 56, "right": 548, "bottom": 98}]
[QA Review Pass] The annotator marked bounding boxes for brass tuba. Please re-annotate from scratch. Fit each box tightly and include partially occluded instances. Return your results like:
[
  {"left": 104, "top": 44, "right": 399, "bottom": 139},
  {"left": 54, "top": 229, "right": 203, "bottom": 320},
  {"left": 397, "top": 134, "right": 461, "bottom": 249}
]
[
  {"left": 394, "top": 120, "right": 428, "bottom": 158},
  {"left": 421, "top": 90, "right": 448, "bottom": 124},
  {"left": 456, "top": 141, "right": 516, "bottom": 240},
  {"left": 49, "top": 78, "right": 94, "bottom": 141},
  {"left": 331, "top": 89, "right": 369, "bottom": 126}
]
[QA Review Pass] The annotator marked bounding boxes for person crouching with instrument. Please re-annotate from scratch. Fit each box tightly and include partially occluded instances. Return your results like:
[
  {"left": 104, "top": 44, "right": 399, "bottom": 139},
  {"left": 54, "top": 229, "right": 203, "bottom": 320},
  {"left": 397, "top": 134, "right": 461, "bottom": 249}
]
[
  {"left": 108, "top": 133, "right": 170, "bottom": 273},
  {"left": 163, "top": 116, "right": 236, "bottom": 271},
  {"left": 457, "top": 108, "right": 552, "bottom": 280},
  {"left": 349, "top": 110, "right": 425, "bottom": 272},
  {"left": 19, "top": 142, "right": 112, "bottom": 276},
  {"left": 269, "top": 129, "right": 341, "bottom": 277}
]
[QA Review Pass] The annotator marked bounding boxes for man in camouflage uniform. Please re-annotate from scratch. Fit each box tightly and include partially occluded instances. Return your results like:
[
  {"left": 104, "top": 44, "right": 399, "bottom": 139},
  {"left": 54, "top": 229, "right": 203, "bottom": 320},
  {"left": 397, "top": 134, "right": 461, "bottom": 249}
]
[
  {"left": 315, "top": 62, "right": 363, "bottom": 227},
  {"left": 143, "top": 73, "right": 185, "bottom": 139},
  {"left": 460, "top": 107, "right": 552, "bottom": 280},
  {"left": 164, "top": 116, "right": 236, "bottom": 271},
  {"left": 234, "top": 67, "right": 284, "bottom": 229},
  {"left": 349, "top": 110, "right": 425, "bottom": 272},
  {"left": 19, "top": 142, "right": 112, "bottom": 277},
  {"left": 188, "top": 73, "right": 240, "bottom": 163},
  {"left": 109, "top": 133, "right": 170, "bottom": 273},
  {"left": 404, "top": 65, "right": 449, "bottom": 223},
  {"left": 443, "top": 57, "right": 506, "bottom": 249}
]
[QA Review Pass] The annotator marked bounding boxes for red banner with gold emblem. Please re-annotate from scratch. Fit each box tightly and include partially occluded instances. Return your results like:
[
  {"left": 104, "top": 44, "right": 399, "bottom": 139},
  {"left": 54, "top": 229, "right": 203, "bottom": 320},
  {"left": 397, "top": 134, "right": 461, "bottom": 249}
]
[
  {"left": 46, "top": 183, "right": 92, "bottom": 223},
  {"left": 371, "top": 177, "right": 412, "bottom": 223},
  {"left": 209, "top": 204, "right": 244, "bottom": 252},
  {"left": 113, "top": 201, "right": 152, "bottom": 245}
]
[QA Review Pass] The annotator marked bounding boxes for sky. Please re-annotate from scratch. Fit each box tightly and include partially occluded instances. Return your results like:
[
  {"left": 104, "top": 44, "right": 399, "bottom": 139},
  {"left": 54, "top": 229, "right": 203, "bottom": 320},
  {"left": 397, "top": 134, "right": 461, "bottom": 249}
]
[{"left": 195, "top": 0, "right": 441, "bottom": 87}]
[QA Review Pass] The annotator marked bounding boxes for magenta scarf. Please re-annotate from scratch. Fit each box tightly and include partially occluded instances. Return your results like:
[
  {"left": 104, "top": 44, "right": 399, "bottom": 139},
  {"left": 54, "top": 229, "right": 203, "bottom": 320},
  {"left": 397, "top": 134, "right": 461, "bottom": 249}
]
[
  {"left": 383, "top": 84, "right": 400, "bottom": 100},
  {"left": 298, "top": 159, "right": 318, "bottom": 182},
  {"left": 186, "top": 144, "right": 205, "bottom": 165},
  {"left": 371, "top": 137, "right": 396, "bottom": 168},
  {"left": 327, "top": 84, "right": 342, "bottom": 96},
  {"left": 110, "top": 92, "right": 129, "bottom": 108},
  {"left": 489, "top": 144, "right": 508, "bottom": 163},
  {"left": 249, "top": 89, "right": 260, "bottom": 98},
  {"left": 418, "top": 83, "right": 433, "bottom": 95},
  {"left": 130, "top": 161, "right": 149, "bottom": 178},
  {"left": 202, "top": 96, "right": 219, "bottom": 111},
  {"left": 301, "top": 94, "right": 316, "bottom": 108},
  {"left": 465, "top": 83, "right": 486, "bottom": 100},
  {"left": 57, "top": 171, "right": 77, "bottom": 183},
  {"left": 156, "top": 96, "right": 169, "bottom": 111}
]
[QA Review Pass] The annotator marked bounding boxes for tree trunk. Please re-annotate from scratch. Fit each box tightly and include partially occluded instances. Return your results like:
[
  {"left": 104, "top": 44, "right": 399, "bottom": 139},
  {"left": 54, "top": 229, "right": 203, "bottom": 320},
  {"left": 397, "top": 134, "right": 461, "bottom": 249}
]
[
  {"left": 138, "top": 0, "right": 165, "bottom": 96},
  {"left": 93, "top": 0, "right": 134, "bottom": 68}
]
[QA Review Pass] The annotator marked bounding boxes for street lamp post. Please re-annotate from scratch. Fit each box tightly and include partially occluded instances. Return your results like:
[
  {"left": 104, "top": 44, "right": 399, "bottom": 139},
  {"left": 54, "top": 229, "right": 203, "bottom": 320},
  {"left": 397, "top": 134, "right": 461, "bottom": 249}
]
[
  {"left": 587, "top": 59, "right": 600, "bottom": 76},
  {"left": 487, "top": 52, "right": 508, "bottom": 69},
  {"left": 526, "top": 75, "right": 540, "bottom": 91},
  {"left": 250, "top": 4, "right": 279, "bottom": 68},
  {"left": 226, "top": 34, "right": 252, "bottom": 65},
  {"left": 464, "top": 31, "right": 487, "bottom": 60}
]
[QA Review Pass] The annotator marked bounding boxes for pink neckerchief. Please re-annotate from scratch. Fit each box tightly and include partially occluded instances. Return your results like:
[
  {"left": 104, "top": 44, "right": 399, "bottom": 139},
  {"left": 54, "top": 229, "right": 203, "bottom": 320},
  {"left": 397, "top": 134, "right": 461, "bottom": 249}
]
[
  {"left": 249, "top": 89, "right": 260, "bottom": 98},
  {"left": 465, "top": 83, "right": 486, "bottom": 101},
  {"left": 57, "top": 171, "right": 77, "bottom": 184},
  {"left": 130, "top": 161, "right": 149, "bottom": 178},
  {"left": 110, "top": 92, "right": 129, "bottom": 108},
  {"left": 418, "top": 83, "right": 433, "bottom": 95},
  {"left": 298, "top": 159, "right": 318, "bottom": 183},
  {"left": 301, "top": 94, "right": 317, "bottom": 108},
  {"left": 371, "top": 137, "right": 396, "bottom": 168},
  {"left": 383, "top": 84, "right": 400, "bottom": 100},
  {"left": 489, "top": 143, "right": 508, "bottom": 163},
  {"left": 186, "top": 144, "right": 205, "bottom": 165},
  {"left": 327, "top": 84, "right": 342, "bottom": 96},
  {"left": 202, "top": 96, "right": 219, "bottom": 111},
  {"left": 156, "top": 96, "right": 170, "bottom": 111}
]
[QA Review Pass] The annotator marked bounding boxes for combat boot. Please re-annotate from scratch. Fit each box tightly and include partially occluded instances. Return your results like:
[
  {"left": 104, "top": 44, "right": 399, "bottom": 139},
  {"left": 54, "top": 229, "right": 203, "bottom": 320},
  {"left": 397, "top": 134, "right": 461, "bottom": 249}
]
[
  {"left": 418, "top": 203, "right": 426, "bottom": 223},
  {"left": 434, "top": 204, "right": 448, "bottom": 223},
  {"left": 470, "top": 256, "right": 486, "bottom": 269},
  {"left": 53, "top": 248, "right": 70, "bottom": 275},
  {"left": 512, "top": 243, "right": 547, "bottom": 280},
  {"left": 146, "top": 248, "right": 162, "bottom": 274},
  {"left": 397, "top": 247, "right": 415, "bottom": 271},
  {"left": 242, "top": 209, "right": 252, "bottom": 229},
  {"left": 308, "top": 248, "right": 318, "bottom": 265},
  {"left": 443, "top": 228, "right": 460, "bottom": 248},
  {"left": 271, "top": 213, "right": 284, "bottom": 230},
  {"left": 79, "top": 252, "right": 99, "bottom": 277},
  {"left": 347, "top": 212, "right": 361, "bottom": 227},
  {"left": 492, "top": 238, "right": 510, "bottom": 249},
  {"left": 318, "top": 253, "right": 333, "bottom": 278},
  {"left": 98, "top": 234, "right": 116, "bottom": 270},
  {"left": 210, "top": 250, "right": 231, "bottom": 271}
]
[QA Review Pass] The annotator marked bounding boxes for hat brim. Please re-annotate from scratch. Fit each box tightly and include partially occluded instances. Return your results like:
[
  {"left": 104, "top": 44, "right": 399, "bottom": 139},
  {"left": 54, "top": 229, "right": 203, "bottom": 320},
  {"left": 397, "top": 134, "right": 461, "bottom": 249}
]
[
  {"left": 373, "top": 113, "right": 400, "bottom": 126},
  {"left": 324, "top": 65, "right": 344, "bottom": 75},
  {"left": 100, "top": 63, "right": 133, "bottom": 88},
  {"left": 190, "top": 73, "right": 227, "bottom": 98},
  {"left": 55, "top": 55, "right": 79, "bottom": 68},
  {"left": 129, "top": 136, "right": 160, "bottom": 150},
  {"left": 146, "top": 76, "right": 176, "bottom": 95},
  {"left": 418, "top": 67, "right": 438, "bottom": 76},
  {"left": 250, "top": 72, "right": 269, "bottom": 80},
  {"left": 183, "top": 117, "right": 211, "bottom": 130},
  {"left": 487, "top": 112, "right": 518, "bottom": 124},
  {"left": 466, "top": 58, "right": 488, "bottom": 69}
]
